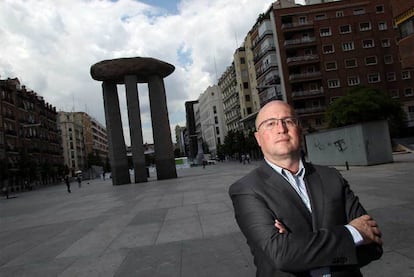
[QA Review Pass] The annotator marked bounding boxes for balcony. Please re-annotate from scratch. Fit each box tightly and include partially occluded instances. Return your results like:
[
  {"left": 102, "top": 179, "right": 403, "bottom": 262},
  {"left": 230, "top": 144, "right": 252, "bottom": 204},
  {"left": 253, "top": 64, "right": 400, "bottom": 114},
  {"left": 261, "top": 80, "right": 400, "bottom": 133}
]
[
  {"left": 254, "top": 44, "right": 276, "bottom": 63},
  {"left": 281, "top": 21, "right": 314, "bottom": 31},
  {"left": 256, "top": 62, "right": 278, "bottom": 78},
  {"left": 296, "top": 106, "right": 325, "bottom": 115},
  {"left": 252, "top": 30, "right": 273, "bottom": 48},
  {"left": 284, "top": 37, "right": 316, "bottom": 47},
  {"left": 289, "top": 71, "right": 321, "bottom": 81},
  {"left": 292, "top": 89, "right": 324, "bottom": 99},
  {"left": 287, "top": 54, "right": 319, "bottom": 64}
]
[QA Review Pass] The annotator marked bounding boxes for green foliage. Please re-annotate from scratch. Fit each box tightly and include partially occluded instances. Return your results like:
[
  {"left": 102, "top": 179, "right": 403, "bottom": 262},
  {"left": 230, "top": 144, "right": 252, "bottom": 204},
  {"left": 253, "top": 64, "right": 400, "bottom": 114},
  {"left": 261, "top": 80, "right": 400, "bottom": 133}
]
[
  {"left": 326, "top": 86, "right": 407, "bottom": 137},
  {"left": 222, "top": 129, "right": 259, "bottom": 158},
  {"left": 87, "top": 151, "right": 103, "bottom": 168}
]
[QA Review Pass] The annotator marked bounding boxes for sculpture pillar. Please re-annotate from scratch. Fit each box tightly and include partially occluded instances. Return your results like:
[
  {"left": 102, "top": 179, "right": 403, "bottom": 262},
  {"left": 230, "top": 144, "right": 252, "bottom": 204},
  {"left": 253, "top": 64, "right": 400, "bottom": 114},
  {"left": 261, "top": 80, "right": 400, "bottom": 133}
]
[
  {"left": 148, "top": 75, "right": 177, "bottom": 180},
  {"left": 125, "top": 75, "right": 147, "bottom": 183},
  {"left": 102, "top": 81, "right": 130, "bottom": 185}
]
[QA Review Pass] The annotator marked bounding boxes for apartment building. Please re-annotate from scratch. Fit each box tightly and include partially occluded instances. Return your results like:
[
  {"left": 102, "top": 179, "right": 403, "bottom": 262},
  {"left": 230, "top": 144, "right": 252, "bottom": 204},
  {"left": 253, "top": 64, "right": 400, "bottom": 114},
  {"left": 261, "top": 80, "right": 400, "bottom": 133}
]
[
  {"left": 218, "top": 63, "right": 241, "bottom": 132},
  {"left": 391, "top": 0, "right": 414, "bottom": 69},
  {"left": 234, "top": 44, "right": 261, "bottom": 132},
  {"left": 0, "top": 77, "right": 63, "bottom": 190},
  {"left": 184, "top": 100, "right": 199, "bottom": 160},
  {"left": 57, "top": 111, "right": 108, "bottom": 175},
  {"left": 197, "top": 85, "right": 226, "bottom": 156},
  {"left": 271, "top": 0, "right": 414, "bottom": 131}
]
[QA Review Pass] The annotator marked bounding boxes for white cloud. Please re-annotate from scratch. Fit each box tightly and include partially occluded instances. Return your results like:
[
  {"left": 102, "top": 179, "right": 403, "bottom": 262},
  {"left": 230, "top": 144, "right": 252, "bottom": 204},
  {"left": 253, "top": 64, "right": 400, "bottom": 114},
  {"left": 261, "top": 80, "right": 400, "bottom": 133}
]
[{"left": 0, "top": 0, "right": 300, "bottom": 145}]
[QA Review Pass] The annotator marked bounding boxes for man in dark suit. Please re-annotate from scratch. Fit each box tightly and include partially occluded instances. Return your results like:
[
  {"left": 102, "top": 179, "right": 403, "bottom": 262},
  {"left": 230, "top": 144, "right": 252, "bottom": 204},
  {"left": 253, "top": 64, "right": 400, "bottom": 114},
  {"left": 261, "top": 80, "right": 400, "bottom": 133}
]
[{"left": 229, "top": 100, "right": 382, "bottom": 276}]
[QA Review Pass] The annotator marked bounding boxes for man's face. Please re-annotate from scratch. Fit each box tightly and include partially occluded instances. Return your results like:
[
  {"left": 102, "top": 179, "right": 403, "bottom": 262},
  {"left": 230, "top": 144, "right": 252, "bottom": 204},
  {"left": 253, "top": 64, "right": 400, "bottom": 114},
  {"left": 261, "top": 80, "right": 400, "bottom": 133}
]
[{"left": 254, "top": 101, "right": 301, "bottom": 161}]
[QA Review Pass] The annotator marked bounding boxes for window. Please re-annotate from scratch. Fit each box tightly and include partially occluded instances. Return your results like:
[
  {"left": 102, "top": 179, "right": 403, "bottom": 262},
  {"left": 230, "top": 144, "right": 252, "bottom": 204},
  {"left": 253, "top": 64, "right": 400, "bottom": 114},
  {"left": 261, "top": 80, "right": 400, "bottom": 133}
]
[
  {"left": 315, "top": 118, "right": 323, "bottom": 126},
  {"left": 378, "top": 22, "right": 387, "bottom": 30},
  {"left": 340, "top": 25, "right": 351, "bottom": 34},
  {"left": 362, "top": 39, "right": 374, "bottom": 48},
  {"left": 381, "top": 39, "right": 390, "bottom": 47},
  {"left": 243, "top": 82, "right": 249, "bottom": 89},
  {"left": 400, "top": 19, "right": 414, "bottom": 38},
  {"left": 320, "top": 27, "right": 331, "bottom": 37},
  {"left": 387, "top": 72, "right": 396, "bottom": 81},
  {"left": 384, "top": 55, "right": 393, "bottom": 64},
  {"left": 345, "top": 58, "right": 357, "bottom": 68},
  {"left": 336, "top": 11, "right": 344, "bottom": 17},
  {"left": 213, "top": 106, "right": 217, "bottom": 114},
  {"left": 214, "top": 116, "right": 218, "bottom": 124},
  {"left": 402, "top": 71, "right": 411, "bottom": 79},
  {"left": 315, "top": 14, "right": 327, "bottom": 20},
  {"left": 322, "top": 44, "right": 334, "bottom": 54},
  {"left": 365, "top": 56, "right": 377, "bottom": 65},
  {"left": 390, "top": 89, "right": 399, "bottom": 98},
  {"left": 299, "top": 16, "right": 307, "bottom": 24},
  {"left": 353, "top": 8, "right": 365, "bottom": 15},
  {"left": 376, "top": 5, "right": 384, "bottom": 13},
  {"left": 359, "top": 22, "right": 371, "bottom": 31},
  {"left": 342, "top": 42, "right": 355, "bottom": 51},
  {"left": 245, "top": 95, "right": 251, "bottom": 101},
  {"left": 347, "top": 76, "right": 360, "bottom": 86},
  {"left": 328, "top": 79, "right": 340, "bottom": 88},
  {"left": 240, "top": 57, "right": 245, "bottom": 64},
  {"left": 325, "top": 61, "right": 337, "bottom": 71},
  {"left": 309, "top": 83, "right": 319, "bottom": 90},
  {"left": 404, "top": 88, "right": 413, "bottom": 96},
  {"left": 408, "top": 106, "right": 414, "bottom": 117},
  {"left": 368, "top": 73, "right": 381, "bottom": 83}
]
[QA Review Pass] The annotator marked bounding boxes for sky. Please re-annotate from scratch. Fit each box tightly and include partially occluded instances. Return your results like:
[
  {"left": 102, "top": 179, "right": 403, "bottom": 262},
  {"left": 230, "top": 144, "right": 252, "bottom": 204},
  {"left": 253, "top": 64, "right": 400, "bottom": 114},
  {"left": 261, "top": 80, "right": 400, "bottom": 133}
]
[{"left": 0, "top": 0, "right": 305, "bottom": 145}]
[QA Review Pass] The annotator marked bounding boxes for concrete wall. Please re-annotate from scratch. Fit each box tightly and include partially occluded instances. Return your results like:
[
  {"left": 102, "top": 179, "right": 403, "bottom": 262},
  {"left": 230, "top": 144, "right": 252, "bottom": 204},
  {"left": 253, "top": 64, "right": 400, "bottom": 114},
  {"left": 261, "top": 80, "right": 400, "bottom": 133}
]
[{"left": 305, "top": 120, "right": 393, "bottom": 166}]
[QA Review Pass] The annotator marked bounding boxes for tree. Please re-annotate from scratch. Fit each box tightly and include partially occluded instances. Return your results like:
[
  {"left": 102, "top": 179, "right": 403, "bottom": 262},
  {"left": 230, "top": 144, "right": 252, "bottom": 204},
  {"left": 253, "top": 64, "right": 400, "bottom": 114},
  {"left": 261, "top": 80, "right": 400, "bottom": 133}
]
[
  {"left": 87, "top": 151, "right": 103, "bottom": 168},
  {"left": 326, "top": 86, "right": 407, "bottom": 137}
]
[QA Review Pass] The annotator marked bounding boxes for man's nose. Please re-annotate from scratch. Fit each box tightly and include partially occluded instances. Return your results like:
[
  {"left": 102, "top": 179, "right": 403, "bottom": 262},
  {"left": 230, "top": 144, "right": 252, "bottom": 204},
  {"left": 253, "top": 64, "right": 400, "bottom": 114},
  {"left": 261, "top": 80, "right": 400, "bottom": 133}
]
[{"left": 274, "top": 120, "right": 288, "bottom": 133}]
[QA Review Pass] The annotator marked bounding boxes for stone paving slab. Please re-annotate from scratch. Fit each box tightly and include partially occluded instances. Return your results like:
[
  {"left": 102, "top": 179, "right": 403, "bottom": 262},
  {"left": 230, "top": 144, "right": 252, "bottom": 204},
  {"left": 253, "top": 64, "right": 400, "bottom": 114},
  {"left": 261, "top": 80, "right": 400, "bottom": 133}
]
[{"left": 0, "top": 154, "right": 414, "bottom": 276}]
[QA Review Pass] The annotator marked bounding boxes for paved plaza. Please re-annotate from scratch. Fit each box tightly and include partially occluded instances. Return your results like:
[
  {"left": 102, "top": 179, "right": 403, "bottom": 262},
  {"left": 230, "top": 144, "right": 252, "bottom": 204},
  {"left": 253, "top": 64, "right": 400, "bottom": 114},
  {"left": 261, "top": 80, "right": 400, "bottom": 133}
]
[{"left": 1, "top": 153, "right": 414, "bottom": 276}]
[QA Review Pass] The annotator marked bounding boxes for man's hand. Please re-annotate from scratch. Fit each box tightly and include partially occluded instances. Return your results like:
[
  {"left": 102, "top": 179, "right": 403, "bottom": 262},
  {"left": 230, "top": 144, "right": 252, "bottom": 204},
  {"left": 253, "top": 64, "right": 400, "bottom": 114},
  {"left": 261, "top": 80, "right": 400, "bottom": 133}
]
[
  {"left": 349, "top": 215, "right": 382, "bottom": 245},
  {"left": 274, "top": 219, "right": 287, "bottom": 234}
]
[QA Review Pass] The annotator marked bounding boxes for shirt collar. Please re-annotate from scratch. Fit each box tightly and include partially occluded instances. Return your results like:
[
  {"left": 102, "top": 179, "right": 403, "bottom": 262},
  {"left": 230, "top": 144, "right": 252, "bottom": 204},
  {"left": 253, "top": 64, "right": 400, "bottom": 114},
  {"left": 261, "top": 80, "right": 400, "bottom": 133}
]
[{"left": 264, "top": 158, "right": 305, "bottom": 178}]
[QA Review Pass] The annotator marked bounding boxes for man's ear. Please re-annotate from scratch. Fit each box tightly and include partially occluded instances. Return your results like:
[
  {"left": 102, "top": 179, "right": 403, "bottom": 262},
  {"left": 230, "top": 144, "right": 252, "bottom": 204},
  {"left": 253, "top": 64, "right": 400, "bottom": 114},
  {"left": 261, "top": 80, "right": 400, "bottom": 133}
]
[{"left": 254, "top": 131, "right": 261, "bottom": 147}]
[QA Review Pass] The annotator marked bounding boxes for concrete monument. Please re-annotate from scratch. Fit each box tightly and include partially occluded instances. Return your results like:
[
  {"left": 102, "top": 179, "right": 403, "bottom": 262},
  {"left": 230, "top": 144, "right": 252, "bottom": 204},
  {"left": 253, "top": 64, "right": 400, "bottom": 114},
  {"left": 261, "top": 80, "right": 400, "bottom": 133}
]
[{"left": 90, "top": 57, "right": 177, "bottom": 185}]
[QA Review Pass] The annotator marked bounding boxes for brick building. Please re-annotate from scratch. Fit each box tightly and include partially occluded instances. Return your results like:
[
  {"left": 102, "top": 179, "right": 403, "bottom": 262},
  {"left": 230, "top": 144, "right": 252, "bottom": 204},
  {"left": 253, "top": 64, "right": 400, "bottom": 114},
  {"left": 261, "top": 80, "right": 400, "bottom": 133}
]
[
  {"left": 270, "top": 0, "right": 414, "bottom": 131},
  {"left": 0, "top": 78, "right": 63, "bottom": 191}
]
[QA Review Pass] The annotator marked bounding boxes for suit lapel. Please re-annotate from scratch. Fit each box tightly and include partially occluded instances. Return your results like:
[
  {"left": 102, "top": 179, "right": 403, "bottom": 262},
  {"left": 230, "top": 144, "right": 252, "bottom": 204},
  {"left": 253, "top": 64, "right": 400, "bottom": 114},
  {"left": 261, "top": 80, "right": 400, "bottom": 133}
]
[
  {"left": 259, "top": 162, "right": 312, "bottom": 223},
  {"left": 304, "top": 163, "right": 325, "bottom": 230}
]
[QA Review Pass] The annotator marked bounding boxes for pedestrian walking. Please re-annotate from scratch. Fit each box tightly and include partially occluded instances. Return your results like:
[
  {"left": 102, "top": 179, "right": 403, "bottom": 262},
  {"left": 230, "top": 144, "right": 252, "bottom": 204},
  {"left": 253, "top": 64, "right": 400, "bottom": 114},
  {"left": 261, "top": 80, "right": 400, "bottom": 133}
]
[
  {"left": 2, "top": 185, "right": 9, "bottom": 199},
  {"left": 77, "top": 175, "right": 82, "bottom": 188},
  {"left": 65, "top": 175, "right": 71, "bottom": 193}
]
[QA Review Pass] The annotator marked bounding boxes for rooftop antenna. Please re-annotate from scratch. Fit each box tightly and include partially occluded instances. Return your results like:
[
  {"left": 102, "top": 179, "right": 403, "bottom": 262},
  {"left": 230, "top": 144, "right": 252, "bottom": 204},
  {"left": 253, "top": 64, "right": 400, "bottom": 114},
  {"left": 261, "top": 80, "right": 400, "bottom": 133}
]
[
  {"left": 71, "top": 93, "right": 75, "bottom": 112},
  {"left": 234, "top": 29, "right": 239, "bottom": 48},
  {"left": 214, "top": 55, "right": 218, "bottom": 84}
]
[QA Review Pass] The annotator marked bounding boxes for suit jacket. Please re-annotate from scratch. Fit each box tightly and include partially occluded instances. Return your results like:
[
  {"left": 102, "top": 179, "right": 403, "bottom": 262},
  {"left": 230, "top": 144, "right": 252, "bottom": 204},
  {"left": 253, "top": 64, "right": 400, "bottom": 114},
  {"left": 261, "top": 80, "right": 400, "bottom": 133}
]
[{"left": 229, "top": 161, "right": 382, "bottom": 277}]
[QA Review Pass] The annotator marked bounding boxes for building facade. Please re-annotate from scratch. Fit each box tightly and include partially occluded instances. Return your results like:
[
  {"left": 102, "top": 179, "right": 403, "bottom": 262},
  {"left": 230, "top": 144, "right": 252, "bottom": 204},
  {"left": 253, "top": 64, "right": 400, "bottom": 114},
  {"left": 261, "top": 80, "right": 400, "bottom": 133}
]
[
  {"left": 57, "top": 111, "right": 108, "bottom": 176},
  {"left": 184, "top": 100, "right": 199, "bottom": 160},
  {"left": 197, "top": 85, "right": 226, "bottom": 157},
  {"left": 0, "top": 78, "right": 63, "bottom": 191},
  {"left": 175, "top": 124, "right": 186, "bottom": 156},
  {"left": 391, "top": 0, "right": 414, "bottom": 69},
  {"left": 271, "top": 0, "right": 414, "bottom": 131},
  {"left": 218, "top": 63, "right": 241, "bottom": 132}
]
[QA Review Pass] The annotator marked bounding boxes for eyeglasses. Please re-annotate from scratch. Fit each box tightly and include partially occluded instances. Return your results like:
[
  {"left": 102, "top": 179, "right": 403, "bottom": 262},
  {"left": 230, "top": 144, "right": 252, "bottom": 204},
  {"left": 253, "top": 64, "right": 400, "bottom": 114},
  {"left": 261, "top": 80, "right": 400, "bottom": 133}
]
[{"left": 257, "top": 117, "right": 299, "bottom": 131}]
